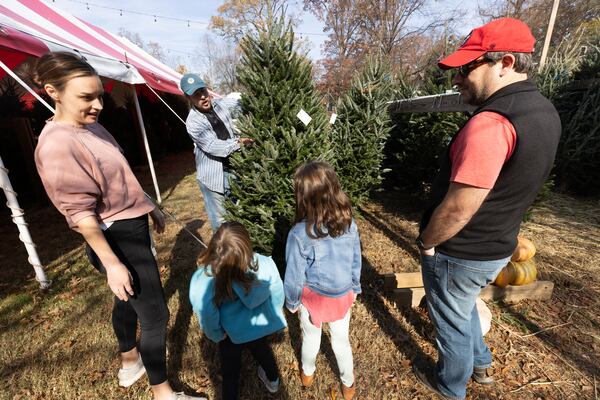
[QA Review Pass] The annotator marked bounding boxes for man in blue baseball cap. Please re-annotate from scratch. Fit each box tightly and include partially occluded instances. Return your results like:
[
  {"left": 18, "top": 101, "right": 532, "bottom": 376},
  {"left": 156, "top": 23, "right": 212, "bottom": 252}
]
[{"left": 180, "top": 73, "right": 254, "bottom": 233}]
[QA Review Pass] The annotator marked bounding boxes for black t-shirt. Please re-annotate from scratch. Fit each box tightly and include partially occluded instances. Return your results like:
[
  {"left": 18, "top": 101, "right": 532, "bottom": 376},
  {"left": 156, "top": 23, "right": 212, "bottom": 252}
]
[{"left": 204, "top": 109, "right": 232, "bottom": 169}]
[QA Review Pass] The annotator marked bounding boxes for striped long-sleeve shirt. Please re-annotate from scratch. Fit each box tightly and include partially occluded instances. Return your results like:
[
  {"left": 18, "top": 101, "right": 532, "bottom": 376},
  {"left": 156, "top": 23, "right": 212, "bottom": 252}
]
[{"left": 185, "top": 98, "right": 241, "bottom": 193}]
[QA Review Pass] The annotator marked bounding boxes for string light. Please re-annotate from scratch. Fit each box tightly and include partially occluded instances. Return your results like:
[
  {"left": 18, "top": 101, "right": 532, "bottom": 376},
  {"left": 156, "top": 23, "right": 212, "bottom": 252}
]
[{"left": 55, "top": 0, "right": 329, "bottom": 36}]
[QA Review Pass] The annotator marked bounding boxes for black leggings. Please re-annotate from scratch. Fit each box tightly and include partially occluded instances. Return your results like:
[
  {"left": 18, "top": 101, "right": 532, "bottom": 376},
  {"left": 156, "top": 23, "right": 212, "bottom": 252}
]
[
  {"left": 219, "top": 336, "right": 279, "bottom": 400},
  {"left": 86, "top": 215, "right": 169, "bottom": 385}
]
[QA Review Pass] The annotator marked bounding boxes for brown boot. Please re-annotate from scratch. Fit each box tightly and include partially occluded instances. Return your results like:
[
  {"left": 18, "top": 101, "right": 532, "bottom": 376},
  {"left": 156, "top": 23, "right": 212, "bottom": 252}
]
[
  {"left": 342, "top": 382, "right": 356, "bottom": 400},
  {"left": 300, "top": 371, "right": 314, "bottom": 387}
]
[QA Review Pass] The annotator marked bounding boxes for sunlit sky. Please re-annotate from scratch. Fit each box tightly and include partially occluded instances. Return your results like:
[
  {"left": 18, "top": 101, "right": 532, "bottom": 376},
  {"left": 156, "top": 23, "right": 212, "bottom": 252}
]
[{"left": 46, "top": 0, "right": 484, "bottom": 72}]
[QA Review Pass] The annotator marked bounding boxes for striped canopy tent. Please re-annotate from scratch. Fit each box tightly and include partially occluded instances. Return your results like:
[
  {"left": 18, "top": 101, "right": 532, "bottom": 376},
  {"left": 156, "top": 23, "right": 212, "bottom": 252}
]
[
  {"left": 0, "top": 0, "right": 184, "bottom": 93},
  {"left": 0, "top": 0, "right": 194, "bottom": 288}
]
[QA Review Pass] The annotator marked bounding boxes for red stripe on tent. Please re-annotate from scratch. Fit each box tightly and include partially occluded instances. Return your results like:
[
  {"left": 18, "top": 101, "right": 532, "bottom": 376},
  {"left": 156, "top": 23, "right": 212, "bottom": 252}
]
[
  {"left": 18, "top": 0, "right": 130, "bottom": 60},
  {"left": 137, "top": 68, "right": 182, "bottom": 95},
  {"left": 0, "top": 4, "right": 90, "bottom": 54},
  {"left": 0, "top": 8, "right": 51, "bottom": 56}
]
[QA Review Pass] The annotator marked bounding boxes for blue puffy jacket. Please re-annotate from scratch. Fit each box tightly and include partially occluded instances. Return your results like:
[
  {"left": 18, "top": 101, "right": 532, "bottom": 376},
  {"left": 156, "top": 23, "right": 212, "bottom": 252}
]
[{"left": 189, "top": 253, "right": 287, "bottom": 344}]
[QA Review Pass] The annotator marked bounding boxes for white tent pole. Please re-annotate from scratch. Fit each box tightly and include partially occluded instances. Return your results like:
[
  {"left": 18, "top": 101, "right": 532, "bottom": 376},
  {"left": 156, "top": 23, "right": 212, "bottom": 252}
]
[
  {"left": 0, "top": 156, "right": 51, "bottom": 289},
  {"left": 539, "top": 0, "right": 560, "bottom": 71},
  {"left": 0, "top": 60, "right": 53, "bottom": 289},
  {"left": 144, "top": 84, "right": 186, "bottom": 126},
  {"left": 131, "top": 85, "right": 162, "bottom": 204},
  {"left": 0, "top": 60, "right": 55, "bottom": 113}
]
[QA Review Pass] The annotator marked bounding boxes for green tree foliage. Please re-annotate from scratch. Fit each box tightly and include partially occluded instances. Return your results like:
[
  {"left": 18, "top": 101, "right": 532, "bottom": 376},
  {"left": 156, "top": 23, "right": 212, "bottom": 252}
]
[
  {"left": 225, "top": 15, "right": 331, "bottom": 257},
  {"left": 331, "top": 56, "right": 394, "bottom": 209},
  {"left": 537, "top": 24, "right": 600, "bottom": 197},
  {"left": 383, "top": 71, "right": 467, "bottom": 196},
  {"left": 553, "top": 43, "right": 600, "bottom": 196}
]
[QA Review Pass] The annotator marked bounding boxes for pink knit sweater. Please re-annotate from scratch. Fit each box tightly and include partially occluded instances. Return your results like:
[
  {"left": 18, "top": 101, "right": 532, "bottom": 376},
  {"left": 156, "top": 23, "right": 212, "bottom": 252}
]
[{"left": 35, "top": 120, "right": 155, "bottom": 231}]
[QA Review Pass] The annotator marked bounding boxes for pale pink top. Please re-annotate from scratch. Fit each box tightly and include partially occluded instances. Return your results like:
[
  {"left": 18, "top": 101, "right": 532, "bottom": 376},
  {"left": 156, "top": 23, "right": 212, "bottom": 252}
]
[
  {"left": 34, "top": 120, "right": 155, "bottom": 231},
  {"left": 301, "top": 287, "right": 355, "bottom": 328}
]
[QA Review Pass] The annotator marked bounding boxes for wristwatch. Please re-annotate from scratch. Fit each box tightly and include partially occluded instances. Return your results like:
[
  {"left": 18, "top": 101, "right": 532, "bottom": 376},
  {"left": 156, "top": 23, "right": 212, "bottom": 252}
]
[{"left": 416, "top": 235, "right": 434, "bottom": 251}]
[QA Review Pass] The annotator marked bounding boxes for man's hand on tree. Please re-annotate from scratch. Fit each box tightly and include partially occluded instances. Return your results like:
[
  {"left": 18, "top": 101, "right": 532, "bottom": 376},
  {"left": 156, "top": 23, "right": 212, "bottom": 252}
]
[{"left": 238, "top": 137, "right": 255, "bottom": 147}]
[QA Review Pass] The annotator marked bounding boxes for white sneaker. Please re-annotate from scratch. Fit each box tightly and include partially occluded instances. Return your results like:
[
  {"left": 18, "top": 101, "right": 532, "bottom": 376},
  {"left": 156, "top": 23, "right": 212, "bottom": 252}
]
[
  {"left": 117, "top": 355, "right": 146, "bottom": 387},
  {"left": 168, "top": 392, "right": 208, "bottom": 400},
  {"left": 257, "top": 365, "right": 280, "bottom": 393}
]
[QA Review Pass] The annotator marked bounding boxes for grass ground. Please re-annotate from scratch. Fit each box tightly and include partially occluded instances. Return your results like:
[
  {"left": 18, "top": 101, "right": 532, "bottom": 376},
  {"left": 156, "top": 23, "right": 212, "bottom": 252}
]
[{"left": 1, "top": 152, "right": 599, "bottom": 399}]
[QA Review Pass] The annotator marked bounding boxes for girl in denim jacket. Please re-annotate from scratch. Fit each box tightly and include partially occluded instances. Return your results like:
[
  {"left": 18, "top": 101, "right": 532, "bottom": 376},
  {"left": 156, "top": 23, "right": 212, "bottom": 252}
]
[
  {"left": 284, "top": 161, "right": 362, "bottom": 400},
  {"left": 189, "top": 222, "right": 286, "bottom": 400}
]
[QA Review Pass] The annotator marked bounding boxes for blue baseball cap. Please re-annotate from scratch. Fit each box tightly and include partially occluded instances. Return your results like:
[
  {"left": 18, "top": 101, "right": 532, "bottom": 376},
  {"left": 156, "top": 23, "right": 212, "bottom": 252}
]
[{"left": 180, "top": 73, "right": 207, "bottom": 95}]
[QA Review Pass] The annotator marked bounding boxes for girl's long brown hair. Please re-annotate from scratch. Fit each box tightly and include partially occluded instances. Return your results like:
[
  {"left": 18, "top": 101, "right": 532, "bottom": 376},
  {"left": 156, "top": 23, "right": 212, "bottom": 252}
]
[
  {"left": 293, "top": 161, "right": 353, "bottom": 239},
  {"left": 197, "top": 222, "right": 258, "bottom": 306}
]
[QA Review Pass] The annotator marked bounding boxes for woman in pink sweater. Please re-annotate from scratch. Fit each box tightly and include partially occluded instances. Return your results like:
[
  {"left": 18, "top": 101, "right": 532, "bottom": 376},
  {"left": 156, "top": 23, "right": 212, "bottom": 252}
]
[{"left": 33, "top": 52, "right": 203, "bottom": 400}]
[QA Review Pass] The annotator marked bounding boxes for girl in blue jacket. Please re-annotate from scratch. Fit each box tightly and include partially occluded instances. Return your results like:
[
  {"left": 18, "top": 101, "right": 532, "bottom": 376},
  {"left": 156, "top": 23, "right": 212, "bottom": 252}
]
[
  {"left": 284, "top": 161, "right": 362, "bottom": 400},
  {"left": 189, "top": 222, "right": 286, "bottom": 400}
]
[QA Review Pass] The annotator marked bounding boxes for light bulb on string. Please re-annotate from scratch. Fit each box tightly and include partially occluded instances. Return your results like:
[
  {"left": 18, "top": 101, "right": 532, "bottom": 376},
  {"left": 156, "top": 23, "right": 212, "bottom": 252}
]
[
  {"left": 120, "top": 9, "right": 122, "bottom": 16},
  {"left": 154, "top": 15, "right": 157, "bottom": 22}
]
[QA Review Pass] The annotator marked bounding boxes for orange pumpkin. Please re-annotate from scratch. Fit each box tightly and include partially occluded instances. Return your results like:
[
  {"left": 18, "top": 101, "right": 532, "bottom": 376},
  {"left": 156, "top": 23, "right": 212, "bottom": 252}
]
[
  {"left": 493, "top": 263, "right": 515, "bottom": 288},
  {"left": 511, "top": 237, "right": 536, "bottom": 262},
  {"left": 494, "top": 258, "right": 537, "bottom": 287},
  {"left": 511, "top": 258, "right": 537, "bottom": 286}
]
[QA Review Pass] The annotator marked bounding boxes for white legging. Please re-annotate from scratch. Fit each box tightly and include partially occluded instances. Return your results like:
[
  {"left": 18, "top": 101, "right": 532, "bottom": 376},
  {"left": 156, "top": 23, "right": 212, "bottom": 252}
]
[{"left": 299, "top": 304, "right": 354, "bottom": 387}]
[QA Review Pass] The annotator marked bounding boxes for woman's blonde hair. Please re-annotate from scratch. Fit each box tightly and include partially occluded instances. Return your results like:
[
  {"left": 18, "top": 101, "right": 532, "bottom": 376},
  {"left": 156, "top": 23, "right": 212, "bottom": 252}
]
[
  {"left": 293, "top": 161, "right": 353, "bottom": 239},
  {"left": 197, "top": 222, "right": 257, "bottom": 305}
]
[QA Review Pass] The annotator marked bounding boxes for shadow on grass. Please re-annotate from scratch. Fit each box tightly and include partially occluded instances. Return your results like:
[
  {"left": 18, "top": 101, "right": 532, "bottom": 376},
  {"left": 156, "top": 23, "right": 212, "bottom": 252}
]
[
  {"left": 0, "top": 291, "right": 107, "bottom": 379},
  {"left": 361, "top": 209, "right": 420, "bottom": 260},
  {"left": 163, "top": 219, "right": 206, "bottom": 394},
  {"left": 360, "top": 257, "right": 434, "bottom": 366}
]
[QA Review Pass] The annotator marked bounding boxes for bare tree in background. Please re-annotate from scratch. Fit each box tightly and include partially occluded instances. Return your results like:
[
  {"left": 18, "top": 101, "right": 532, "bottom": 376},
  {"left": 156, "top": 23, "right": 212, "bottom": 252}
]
[
  {"left": 194, "top": 34, "right": 241, "bottom": 94},
  {"left": 210, "top": 0, "right": 300, "bottom": 43},
  {"left": 118, "top": 28, "right": 167, "bottom": 63},
  {"left": 305, "top": 0, "right": 454, "bottom": 97},
  {"left": 478, "top": 0, "right": 599, "bottom": 51}
]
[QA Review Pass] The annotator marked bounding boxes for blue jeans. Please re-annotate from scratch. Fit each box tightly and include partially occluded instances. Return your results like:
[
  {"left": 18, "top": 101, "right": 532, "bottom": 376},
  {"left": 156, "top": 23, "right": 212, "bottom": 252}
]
[
  {"left": 421, "top": 252, "right": 510, "bottom": 399},
  {"left": 198, "top": 171, "right": 233, "bottom": 233}
]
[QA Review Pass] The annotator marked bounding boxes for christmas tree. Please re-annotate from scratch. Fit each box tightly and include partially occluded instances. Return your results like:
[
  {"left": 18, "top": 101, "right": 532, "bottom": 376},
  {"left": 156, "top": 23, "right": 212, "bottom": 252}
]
[
  {"left": 331, "top": 56, "right": 394, "bottom": 209},
  {"left": 225, "top": 14, "right": 331, "bottom": 257}
]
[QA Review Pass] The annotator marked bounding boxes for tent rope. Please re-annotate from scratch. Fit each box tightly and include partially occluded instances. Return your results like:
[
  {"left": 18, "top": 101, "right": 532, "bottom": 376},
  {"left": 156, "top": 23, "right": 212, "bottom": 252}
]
[
  {"left": 144, "top": 193, "right": 207, "bottom": 249},
  {"left": 144, "top": 83, "right": 187, "bottom": 126}
]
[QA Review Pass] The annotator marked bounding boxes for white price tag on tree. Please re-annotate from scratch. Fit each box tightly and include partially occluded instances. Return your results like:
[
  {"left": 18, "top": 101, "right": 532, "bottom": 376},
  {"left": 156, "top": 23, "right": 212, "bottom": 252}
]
[{"left": 297, "top": 109, "right": 312, "bottom": 126}]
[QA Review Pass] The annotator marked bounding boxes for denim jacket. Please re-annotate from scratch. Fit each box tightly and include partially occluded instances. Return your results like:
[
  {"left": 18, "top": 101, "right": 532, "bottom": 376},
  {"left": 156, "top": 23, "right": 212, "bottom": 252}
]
[
  {"left": 284, "top": 219, "right": 362, "bottom": 310},
  {"left": 189, "top": 253, "right": 287, "bottom": 344}
]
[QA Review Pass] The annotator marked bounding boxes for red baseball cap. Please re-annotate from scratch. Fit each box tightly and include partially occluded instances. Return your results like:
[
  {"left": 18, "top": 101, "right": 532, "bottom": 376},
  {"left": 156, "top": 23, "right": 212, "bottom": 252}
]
[{"left": 438, "top": 18, "right": 535, "bottom": 70}]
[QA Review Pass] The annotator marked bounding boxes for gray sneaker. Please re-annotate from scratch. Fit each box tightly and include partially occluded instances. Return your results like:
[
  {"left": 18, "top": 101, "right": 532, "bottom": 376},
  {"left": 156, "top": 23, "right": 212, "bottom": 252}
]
[
  {"left": 117, "top": 355, "right": 146, "bottom": 387},
  {"left": 257, "top": 365, "right": 280, "bottom": 393},
  {"left": 472, "top": 367, "right": 494, "bottom": 384},
  {"left": 168, "top": 392, "right": 208, "bottom": 400}
]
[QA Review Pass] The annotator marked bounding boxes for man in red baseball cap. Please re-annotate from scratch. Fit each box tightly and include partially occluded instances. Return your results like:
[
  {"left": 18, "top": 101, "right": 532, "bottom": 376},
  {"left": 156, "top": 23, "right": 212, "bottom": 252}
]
[{"left": 414, "top": 18, "right": 561, "bottom": 399}]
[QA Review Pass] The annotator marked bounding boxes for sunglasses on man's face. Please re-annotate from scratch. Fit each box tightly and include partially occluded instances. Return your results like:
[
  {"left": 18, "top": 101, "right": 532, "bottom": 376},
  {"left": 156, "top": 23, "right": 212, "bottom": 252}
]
[
  {"left": 456, "top": 58, "right": 494, "bottom": 77},
  {"left": 193, "top": 87, "right": 210, "bottom": 98}
]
